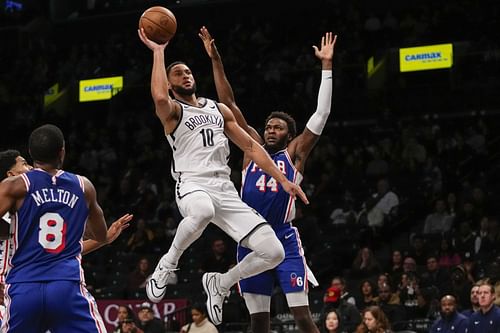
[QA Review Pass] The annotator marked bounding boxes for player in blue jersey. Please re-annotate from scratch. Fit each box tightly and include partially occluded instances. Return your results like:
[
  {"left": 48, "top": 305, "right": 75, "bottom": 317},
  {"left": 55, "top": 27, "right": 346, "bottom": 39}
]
[
  {"left": 0, "top": 149, "right": 132, "bottom": 283},
  {"left": 200, "top": 27, "right": 336, "bottom": 333},
  {"left": 0, "top": 125, "right": 132, "bottom": 332}
]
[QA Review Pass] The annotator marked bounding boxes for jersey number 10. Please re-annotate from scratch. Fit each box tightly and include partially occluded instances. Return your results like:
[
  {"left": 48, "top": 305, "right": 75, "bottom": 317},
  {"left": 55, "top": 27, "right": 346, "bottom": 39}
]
[{"left": 200, "top": 128, "right": 214, "bottom": 147}]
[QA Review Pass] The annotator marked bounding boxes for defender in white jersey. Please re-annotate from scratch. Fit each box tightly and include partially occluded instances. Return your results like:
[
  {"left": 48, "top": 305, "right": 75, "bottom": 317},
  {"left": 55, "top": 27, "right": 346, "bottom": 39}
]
[
  {"left": 138, "top": 28, "right": 309, "bottom": 325},
  {"left": 200, "top": 27, "right": 336, "bottom": 333}
]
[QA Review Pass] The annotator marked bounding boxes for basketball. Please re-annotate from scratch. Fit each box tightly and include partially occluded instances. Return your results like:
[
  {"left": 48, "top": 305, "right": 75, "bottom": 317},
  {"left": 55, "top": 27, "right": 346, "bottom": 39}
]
[{"left": 139, "top": 6, "right": 177, "bottom": 44}]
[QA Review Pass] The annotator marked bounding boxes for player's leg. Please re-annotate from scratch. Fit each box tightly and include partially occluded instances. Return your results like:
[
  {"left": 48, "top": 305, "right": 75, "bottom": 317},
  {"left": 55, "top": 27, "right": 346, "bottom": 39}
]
[
  {"left": 147, "top": 190, "right": 214, "bottom": 302},
  {"left": 46, "top": 281, "right": 106, "bottom": 333},
  {"left": 203, "top": 185, "right": 284, "bottom": 324},
  {"left": 206, "top": 223, "right": 284, "bottom": 296},
  {"left": 203, "top": 226, "right": 283, "bottom": 326},
  {"left": 2, "top": 282, "right": 44, "bottom": 333},
  {"left": 205, "top": 240, "right": 278, "bottom": 326},
  {"left": 238, "top": 245, "right": 273, "bottom": 333},
  {"left": 279, "top": 231, "right": 319, "bottom": 333},
  {"left": 288, "top": 295, "right": 318, "bottom": 333},
  {"left": 227, "top": 224, "right": 285, "bottom": 284},
  {"left": 211, "top": 185, "right": 284, "bottom": 289},
  {"left": 160, "top": 190, "right": 214, "bottom": 268},
  {"left": 245, "top": 294, "right": 271, "bottom": 333}
]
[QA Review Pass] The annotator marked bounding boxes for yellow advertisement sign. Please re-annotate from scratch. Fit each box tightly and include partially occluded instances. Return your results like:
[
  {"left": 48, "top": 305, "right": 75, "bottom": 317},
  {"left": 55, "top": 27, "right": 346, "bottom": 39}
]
[
  {"left": 399, "top": 44, "right": 453, "bottom": 72},
  {"left": 79, "top": 76, "right": 123, "bottom": 102}
]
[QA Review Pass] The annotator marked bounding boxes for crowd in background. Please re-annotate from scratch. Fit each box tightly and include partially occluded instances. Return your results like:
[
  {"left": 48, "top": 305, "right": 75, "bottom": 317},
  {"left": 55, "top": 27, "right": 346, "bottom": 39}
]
[{"left": 1, "top": 0, "right": 500, "bottom": 332}]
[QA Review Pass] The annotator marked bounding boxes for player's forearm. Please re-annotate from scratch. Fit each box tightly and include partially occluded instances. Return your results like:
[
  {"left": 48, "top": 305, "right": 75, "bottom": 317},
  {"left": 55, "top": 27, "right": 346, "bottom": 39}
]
[
  {"left": 212, "top": 57, "right": 256, "bottom": 138},
  {"left": 84, "top": 224, "right": 107, "bottom": 244},
  {"left": 82, "top": 239, "right": 106, "bottom": 255},
  {"left": 305, "top": 69, "right": 333, "bottom": 135},
  {"left": 211, "top": 57, "right": 236, "bottom": 107},
  {"left": 151, "top": 49, "right": 170, "bottom": 102}
]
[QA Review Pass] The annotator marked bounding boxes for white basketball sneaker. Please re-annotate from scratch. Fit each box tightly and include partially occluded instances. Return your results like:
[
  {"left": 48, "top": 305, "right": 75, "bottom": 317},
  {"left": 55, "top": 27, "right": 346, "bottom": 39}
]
[
  {"left": 146, "top": 262, "right": 178, "bottom": 303},
  {"left": 202, "top": 272, "right": 229, "bottom": 325}
]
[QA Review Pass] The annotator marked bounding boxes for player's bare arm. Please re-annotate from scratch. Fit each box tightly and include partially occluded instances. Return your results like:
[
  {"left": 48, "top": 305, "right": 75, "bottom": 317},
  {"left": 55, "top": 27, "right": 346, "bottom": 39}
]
[
  {"left": 82, "top": 213, "right": 133, "bottom": 255},
  {"left": 199, "top": 26, "right": 262, "bottom": 144},
  {"left": 220, "top": 104, "right": 309, "bottom": 204},
  {"left": 0, "top": 176, "right": 26, "bottom": 239},
  {"left": 138, "top": 27, "right": 181, "bottom": 133},
  {"left": 288, "top": 32, "right": 337, "bottom": 173},
  {"left": 81, "top": 177, "right": 108, "bottom": 243}
]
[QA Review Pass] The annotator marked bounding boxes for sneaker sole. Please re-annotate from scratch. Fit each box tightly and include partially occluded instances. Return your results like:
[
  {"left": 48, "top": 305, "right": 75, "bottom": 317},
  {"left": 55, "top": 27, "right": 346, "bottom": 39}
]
[{"left": 202, "top": 274, "right": 222, "bottom": 325}]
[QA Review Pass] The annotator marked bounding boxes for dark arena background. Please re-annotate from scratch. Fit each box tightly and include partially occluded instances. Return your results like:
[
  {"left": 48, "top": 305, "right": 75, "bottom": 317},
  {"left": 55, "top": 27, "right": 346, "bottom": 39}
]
[{"left": 1, "top": 0, "right": 500, "bottom": 332}]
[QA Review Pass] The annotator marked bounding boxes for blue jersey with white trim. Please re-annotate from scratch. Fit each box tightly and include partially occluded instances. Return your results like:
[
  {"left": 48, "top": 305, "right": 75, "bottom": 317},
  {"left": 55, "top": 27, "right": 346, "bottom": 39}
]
[
  {"left": 6, "top": 169, "right": 88, "bottom": 283},
  {"left": 241, "top": 149, "right": 301, "bottom": 231}
]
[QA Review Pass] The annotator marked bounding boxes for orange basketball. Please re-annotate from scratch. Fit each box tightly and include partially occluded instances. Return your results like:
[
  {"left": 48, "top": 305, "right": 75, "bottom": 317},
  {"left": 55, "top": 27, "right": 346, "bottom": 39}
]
[{"left": 139, "top": 6, "right": 177, "bottom": 44}]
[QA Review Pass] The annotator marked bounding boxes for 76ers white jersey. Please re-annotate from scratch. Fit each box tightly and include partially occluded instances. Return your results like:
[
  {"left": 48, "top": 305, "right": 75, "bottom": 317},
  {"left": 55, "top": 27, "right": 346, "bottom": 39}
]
[{"left": 167, "top": 98, "right": 231, "bottom": 180}]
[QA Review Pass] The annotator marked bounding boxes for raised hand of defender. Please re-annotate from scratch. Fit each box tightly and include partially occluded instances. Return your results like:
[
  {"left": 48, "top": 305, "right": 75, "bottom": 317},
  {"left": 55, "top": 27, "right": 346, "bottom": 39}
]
[
  {"left": 138, "top": 28, "right": 168, "bottom": 51},
  {"left": 106, "top": 213, "right": 133, "bottom": 244},
  {"left": 281, "top": 180, "right": 309, "bottom": 205},
  {"left": 313, "top": 32, "right": 337, "bottom": 61},
  {"left": 198, "top": 26, "right": 220, "bottom": 60}
]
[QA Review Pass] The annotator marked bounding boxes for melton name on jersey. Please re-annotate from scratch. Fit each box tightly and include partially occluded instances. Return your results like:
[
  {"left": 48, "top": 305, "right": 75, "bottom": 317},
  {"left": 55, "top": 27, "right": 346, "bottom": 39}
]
[
  {"left": 241, "top": 149, "right": 303, "bottom": 231},
  {"left": 166, "top": 98, "right": 231, "bottom": 180}
]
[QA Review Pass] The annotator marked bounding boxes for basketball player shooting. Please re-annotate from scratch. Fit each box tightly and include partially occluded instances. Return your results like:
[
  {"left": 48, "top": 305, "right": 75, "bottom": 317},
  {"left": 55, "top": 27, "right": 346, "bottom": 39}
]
[
  {"left": 199, "top": 26, "right": 336, "bottom": 333},
  {"left": 137, "top": 28, "right": 308, "bottom": 325}
]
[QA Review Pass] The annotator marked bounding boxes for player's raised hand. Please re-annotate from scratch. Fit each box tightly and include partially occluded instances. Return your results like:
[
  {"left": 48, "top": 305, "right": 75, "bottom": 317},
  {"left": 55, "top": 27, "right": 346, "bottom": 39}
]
[
  {"left": 138, "top": 28, "right": 168, "bottom": 51},
  {"left": 198, "top": 26, "right": 220, "bottom": 60},
  {"left": 281, "top": 180, "right": 309, "bottom": 205},
  {"left": 106, "top": 213, "right": 133, "bottom": 244},
  {"left": 313, "top": 32, "right": 337, "bottom": 62}
]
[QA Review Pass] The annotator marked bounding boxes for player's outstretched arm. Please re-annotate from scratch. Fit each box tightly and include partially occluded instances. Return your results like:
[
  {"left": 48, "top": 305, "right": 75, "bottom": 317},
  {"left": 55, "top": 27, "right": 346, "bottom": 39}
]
[
  {"left": 290, "top": 32, "right": 337, "bottom": 173},
  {"left": 221, "top": 105, "right": 309, "bottom": 204},
  {"left": 82, "top": 213, "right": 133, "bottom": 255},
  {"left": 199, "top": 26, "right": 262, "bottom": 144},
  {"left": 138, "top": 28, "right": 180, "bottom": 130},
  {"left": 0, "top": 177, "right": 26, "bottom": 239}
]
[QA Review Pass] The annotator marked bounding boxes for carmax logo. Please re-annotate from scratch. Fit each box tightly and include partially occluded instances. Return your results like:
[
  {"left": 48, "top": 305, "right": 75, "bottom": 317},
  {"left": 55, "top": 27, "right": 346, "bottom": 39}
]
[
  {"left": 79, "top": 76, "right": 123, "bottom": 102},
  {"left": 400, "top": 44, "right": 452, "bottom": 72},
  {"left": 83, "top": 84, "right": 113, "bottom": 92},
  {"left": 405, "top": 52, "right": 442, "bottom": 61}
]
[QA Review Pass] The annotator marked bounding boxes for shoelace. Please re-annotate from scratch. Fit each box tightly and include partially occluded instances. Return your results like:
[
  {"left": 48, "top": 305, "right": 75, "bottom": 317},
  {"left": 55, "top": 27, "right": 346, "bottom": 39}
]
[{"left": 157, "top": 266, "right": 178, "bottom": 283}]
